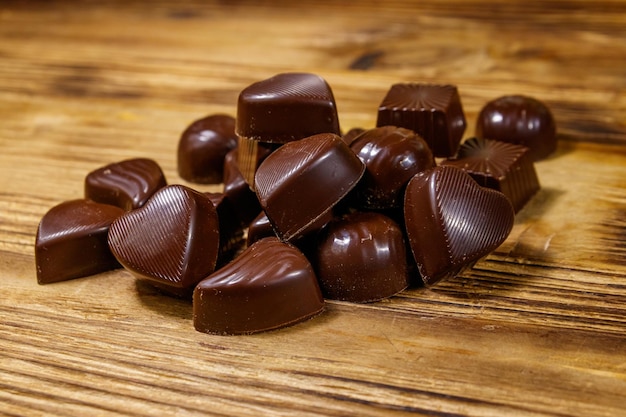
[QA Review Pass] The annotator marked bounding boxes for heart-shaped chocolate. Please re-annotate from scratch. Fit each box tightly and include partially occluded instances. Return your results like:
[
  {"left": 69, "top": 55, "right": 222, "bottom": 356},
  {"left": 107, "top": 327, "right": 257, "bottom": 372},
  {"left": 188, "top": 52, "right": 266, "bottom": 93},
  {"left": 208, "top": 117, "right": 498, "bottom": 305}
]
[
  {"left": 35, "top": 199, "right": 124, "bottom": 284},
  {"left": 404, "top": 166, "right": 514, "bottom": 285},
  {"left": 108, "top": 184, "right": 220, "bottom": 289},
  {"left": 193, "top": 237, "right": 324, "bottom": 335}
]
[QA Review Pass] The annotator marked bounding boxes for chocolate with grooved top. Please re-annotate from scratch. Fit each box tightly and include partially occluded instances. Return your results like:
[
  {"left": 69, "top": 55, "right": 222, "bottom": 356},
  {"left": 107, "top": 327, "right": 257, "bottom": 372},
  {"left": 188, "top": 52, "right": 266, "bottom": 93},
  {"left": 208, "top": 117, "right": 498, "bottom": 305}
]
[
  {"left": 404, "top": 166, "right": 514, "bottom": 285},
  {"left": 350, "top": 126, "right": 435, "bottom": 209},
  {"left": 108, "top": 184, "right": 220, "bottom": 289},
  {"left": 177, "top": 114, "right": 237, "bottom": 184},
  {"left": 376, "top": 83, "right": 466, "bottom": 157},
  {"left": 475, "top": 95, "right": 557, "bottom": 161},
  {"left": 193, "top": 237, "right": 324, "bottom": 335},
  {"left": 441, "top": 137, "right": 540, "bottom": 212},
  {"left": 35, "top": 199, "right": 124, "bottom": 284},
  {"left": 85, "top": 158, "right": 167, "bottom": 211},
  {"left": 315, "top": 211, "right": 410, "bottom": 303},
  {"left": 235, "top": 73, "right": 341, "bottom": 186},
  {"left": 255, "top": 133, "right": 365, "bottom": 242}
]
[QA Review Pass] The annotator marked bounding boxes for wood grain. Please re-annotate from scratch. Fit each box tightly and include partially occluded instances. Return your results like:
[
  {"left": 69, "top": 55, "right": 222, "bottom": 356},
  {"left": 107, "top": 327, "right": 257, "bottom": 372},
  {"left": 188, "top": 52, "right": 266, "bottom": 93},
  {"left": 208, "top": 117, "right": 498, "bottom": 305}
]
[{"left": 1, "top": 1, "right": 625, "bottom": 416}]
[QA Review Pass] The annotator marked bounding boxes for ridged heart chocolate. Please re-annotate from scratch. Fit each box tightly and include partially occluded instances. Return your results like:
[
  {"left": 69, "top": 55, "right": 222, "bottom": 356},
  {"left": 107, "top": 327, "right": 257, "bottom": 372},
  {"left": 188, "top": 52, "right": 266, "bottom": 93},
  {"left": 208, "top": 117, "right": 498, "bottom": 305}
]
[
  {"left": 108, "top": 184, "right": 220, "bottom": 289},
  {"left": 404, "top": 166, "right": 514, "bottom": 285}
]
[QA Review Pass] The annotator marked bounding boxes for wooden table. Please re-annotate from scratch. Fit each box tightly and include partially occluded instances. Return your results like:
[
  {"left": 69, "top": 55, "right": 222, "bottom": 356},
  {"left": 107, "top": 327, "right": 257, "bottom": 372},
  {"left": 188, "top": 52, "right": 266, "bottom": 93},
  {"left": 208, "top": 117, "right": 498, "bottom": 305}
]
[{"left": 1, "top": 1, "right": 625, "bottom": 415}]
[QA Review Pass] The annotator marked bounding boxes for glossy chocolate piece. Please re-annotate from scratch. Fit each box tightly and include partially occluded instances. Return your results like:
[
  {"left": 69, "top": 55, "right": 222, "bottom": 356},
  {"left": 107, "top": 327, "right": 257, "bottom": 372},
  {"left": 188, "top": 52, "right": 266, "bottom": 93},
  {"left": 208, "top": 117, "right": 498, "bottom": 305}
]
[
  {"left": 193, "top": 237, "right": 324, "bottom": 335},
  {"left": 236, "top": 73, "right": 341, "bottom": 186},
  {"left": 376, "top": 83, "right": 466, "bottom": 157},
  {"left": 315, "top": 211, "right": 410, "bottom": 302},
  {"left": 222, "top": 148, "right": 263, "bottom": 226},
  {"left": 85, "top": 158, "right": 167, "bottom": 211},
  {"left": 475, "top": 95, "right": 557, "bottom": 161},
  {"left": 404, "top": 166, "right": 514, "bottom": 285},
  {"left": 342, "top": 127, "right": 366, "bottom": 146},
  {"left": 35, "top": 199, "right": 124, "bottom": 284},
  {"left": 350, "top": 126, "right": 435, "bottom": 209},
  {"left": 206, "top": 192, "right": 245, "bottom": 265},
  {"left": 108, "top": 184, "right": 220, "bottom": 290},
  {"left": 246, "top": 211, "right": 276, "bottom": 246},
  {"left": 177, "top": 114, "right": 237, "bottom": 184},
  {"left": 441, "top": 137, "right": 540, "bottom": 212},
  {"left": 255, "top": 133, "right": 365, "bottom": 242}
]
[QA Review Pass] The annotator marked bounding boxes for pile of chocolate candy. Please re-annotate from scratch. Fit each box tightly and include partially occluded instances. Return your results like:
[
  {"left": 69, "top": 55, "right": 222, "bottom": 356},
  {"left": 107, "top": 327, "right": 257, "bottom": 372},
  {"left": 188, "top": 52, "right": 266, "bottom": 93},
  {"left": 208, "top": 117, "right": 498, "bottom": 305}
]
[{"left": 35, "top": 73, "right": 556, "bottom": 335}]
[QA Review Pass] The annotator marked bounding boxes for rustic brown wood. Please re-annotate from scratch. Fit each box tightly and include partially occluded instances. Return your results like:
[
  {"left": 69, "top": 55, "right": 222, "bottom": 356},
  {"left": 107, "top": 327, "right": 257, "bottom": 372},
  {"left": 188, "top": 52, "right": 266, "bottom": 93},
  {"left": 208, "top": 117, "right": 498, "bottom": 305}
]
[{"left": 1, "top": 1, "right": 625, "bottom": 415}]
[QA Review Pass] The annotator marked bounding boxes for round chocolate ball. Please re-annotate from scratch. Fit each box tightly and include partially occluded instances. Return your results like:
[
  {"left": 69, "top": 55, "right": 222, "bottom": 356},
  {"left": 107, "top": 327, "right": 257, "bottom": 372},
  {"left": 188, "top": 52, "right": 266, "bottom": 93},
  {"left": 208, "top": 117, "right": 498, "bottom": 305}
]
[
  {"left": 349, "top": 126, "right": 435, "bottom": 209},
  {"left": 315, "top": 211, "right": 410, "bottom": 303},
  {"left": 475, "top": 95, "right": 556, "bottom": 161},
  {"left": 177, "top": 114, "right": 238, "bottom": 184}
]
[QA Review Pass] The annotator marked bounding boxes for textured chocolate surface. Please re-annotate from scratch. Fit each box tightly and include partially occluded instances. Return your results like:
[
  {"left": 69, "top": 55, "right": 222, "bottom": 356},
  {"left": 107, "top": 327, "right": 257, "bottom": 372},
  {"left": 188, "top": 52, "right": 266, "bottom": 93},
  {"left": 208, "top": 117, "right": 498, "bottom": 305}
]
[
  {"left": 35, "top": 199, "right": 124, "bottom": 284},
  {"left": 235, "top": 73, "right": 341, "bottom": 143},
  {"left": 350, "top": 126, "right": 435, "bottom": 209},
  {"left": 85, "top": 158, "right": 167, "bottom": 211},
  {"left": 315, "top": 211, "right": 410, "bottom": 302},
  {"left": 255, "top": 133, "right": 365, "bottom": 242},
  {"left": 475, "top": 95, "right": 557, "bottom": 161},
  {"left": 177, "top": 114, "right": 237, "bottom": 184},
  {"left": 441, "top": 137, "right": 540, "bottom": 212},
  {"left": 193, "top": 237, "right": 324, "bottom": 335},
  {"left": 108, "top": 184, "right": 220, "bottom": 289},
  {"left": 404, "top": 166, "right": 514, "bottom": 285},
  {"left": 376, "top": 83, "right": 466, "bottom": 157}
]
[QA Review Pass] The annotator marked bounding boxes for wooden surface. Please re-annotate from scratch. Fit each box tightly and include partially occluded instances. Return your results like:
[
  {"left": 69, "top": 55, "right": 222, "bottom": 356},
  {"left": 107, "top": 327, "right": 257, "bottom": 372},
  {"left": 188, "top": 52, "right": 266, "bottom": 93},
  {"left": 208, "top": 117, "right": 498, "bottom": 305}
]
[{"left": 1, "top": 1, "right": 626, "bottom": 416}]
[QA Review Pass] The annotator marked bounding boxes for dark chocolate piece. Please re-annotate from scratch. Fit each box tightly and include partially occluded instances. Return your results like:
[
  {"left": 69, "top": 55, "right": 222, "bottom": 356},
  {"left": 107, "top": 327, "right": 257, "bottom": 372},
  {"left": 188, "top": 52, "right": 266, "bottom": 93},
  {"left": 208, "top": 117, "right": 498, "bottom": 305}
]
[
  {"left": 85, "top": 158, "right": 167, "bottom": 211},
  {"left": 255, "top": 133, "right": 365, "bottom": 242},
  {"left": 475, "top": 95, "right": 557, "bottom": 161},
  {"left": 376, "top": 83, "right": 466, "bottom": 157},
  {"left": 350, "top": 126, "right": 435, "bottom": 209},
  {"left": 177, "top": 114, "right": 237, "bottom": 184},
  {"left": 35, "top": 199, "right": 124, "bottom": 284},
  {"left": 404, "top": 166, "right": 514, "bottom": 285},
  {"left": 441, "top": 137, "right": 540, "bottom": 212},
  {"left": 246, "top": 211, "right": 276, "bottom": 246},
  {"left": 193, "top": 237, "right": 324, "bottom": 335},
  {"left": 315, "top": 211, "right": 410, "bottom": 302},
  {"left": 206, "top": 192, "right": 245, "bottom": 265},
  {"left": 222, "top": 148, "right": 263, "bottom": 226},
  {"left": 108, "top": 184, "right": 220, "bottom": 290},
  {"left": 236, "top": 73, "right": 341, "bottom": 186},
  {"left": 341, "top": 127, "right": 366, "bottom": 146}
]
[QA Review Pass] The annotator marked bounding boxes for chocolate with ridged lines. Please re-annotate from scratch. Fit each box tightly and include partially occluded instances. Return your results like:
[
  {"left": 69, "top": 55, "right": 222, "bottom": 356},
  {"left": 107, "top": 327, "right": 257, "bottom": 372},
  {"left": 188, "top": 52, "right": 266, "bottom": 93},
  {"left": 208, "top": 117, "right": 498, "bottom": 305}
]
[
  {"left": 255, "top": 133, "right": 365, "bottom": 242},
  {"left": 85, "top": 158, "right": 166, "bottom": 211},
  {"left": 108, "top": 184, "right": 220, "bottom": 290},
  {"left": 193, "top": 237, "right": 324, "bottom": 335},
  {"left": 441, "top": 137, "right": 540, "bottom": 212},
  {"left": 377, "top": 83, "right": 466, "bottom": 157},
  {"left": 404, "top": 166, "right": 514, "bottom": 285}
]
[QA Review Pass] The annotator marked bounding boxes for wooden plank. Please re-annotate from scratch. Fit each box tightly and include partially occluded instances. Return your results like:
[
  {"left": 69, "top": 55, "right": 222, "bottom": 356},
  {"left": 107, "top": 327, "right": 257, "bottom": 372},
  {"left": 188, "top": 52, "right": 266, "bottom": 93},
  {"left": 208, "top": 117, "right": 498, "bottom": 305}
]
[{"left": 1, "top": 1, "right": 625, "bottom": 416}]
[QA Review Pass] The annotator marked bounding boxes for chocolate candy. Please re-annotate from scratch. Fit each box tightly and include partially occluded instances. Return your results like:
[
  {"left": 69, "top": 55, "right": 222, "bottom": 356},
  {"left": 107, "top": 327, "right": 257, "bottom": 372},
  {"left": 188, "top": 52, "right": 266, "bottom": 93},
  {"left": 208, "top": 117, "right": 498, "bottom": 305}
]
[
  {"left": 236, "top": 73, "right": 341, "bottom": 186},
  {"left": 475, "top": 95, "right": 556, "bottom": 161},
  {"left": 222, "top": 148, "right": 263, "bottom": 226},
  {"left": 177, "top": 114, "right": 237, "bottom": 184},
  {"left": 341, "top": 127, "right": 366, "bottom": 146},
  {"left": 376, "top": 83, "right": 467, "bottom": 157},
  {"left": 193, "top": 237, "right": 324, "bottom": 335},
  {"left": 205, "top": 192, "right": 245, "bottom": 265},
  {"left": 315, "top": 211, "right": 410, "bottom": 302},
  {"left": 246, "top": 211, "right": 275, "bottom": 246},
  {"left": 35, "top": 199, "right": 124, "bottom": 284},
  {"left": 404, "top": 166, "right": 514, "bottom": 285},
  {"left": 350, "top": 126, "right": 435, "bottom": 209},
  {"left": 441, "top": 137, "right": 540, "bottom": 212},
  {"left": 255, "top": 133, "right": 365, "bottom": 242},
  {"left": 85, "top": 158, "right": 167, "bottom": 211},
  {"left": 108, "top": 184, "right": 220, "bottom": 290}
]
